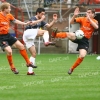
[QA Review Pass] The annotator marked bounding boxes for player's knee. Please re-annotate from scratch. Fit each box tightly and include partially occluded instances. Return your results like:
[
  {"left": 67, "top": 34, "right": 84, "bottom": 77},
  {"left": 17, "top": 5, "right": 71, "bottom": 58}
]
[
  {"left": 33, "top": 53, "right": 36, "bottom": 58},
  {"left": 32, "top": 52, "right": 36, "bottom": 57},
  {"left": 67, "top": 32, "right": 75, "bottom": 39},
  {"left": 21, "top": 45, "right": 25, "bottom": 50},
  {"left": 14, "top": 40, "right": 25, "bottom": 50},
  {"left": 79, "top": 54, "right": 86, "bottom": 58},
  {"left": 79, "top": 50, "right": 87, "bottom": 58},
  {"left": 6, "top": 49, "right": 12, "bottom": 55},
  {"left": 18, "top": 44, "right": 25, "bottom": 50},
  {"left": 43, "top": 30, "right": 48, "bottom": 35},
  {"left": 37, "top": 30, "right": 47, "bottom": 36},
  {"left": 45, "top": 30, "right": 48, "bottom": 33}
]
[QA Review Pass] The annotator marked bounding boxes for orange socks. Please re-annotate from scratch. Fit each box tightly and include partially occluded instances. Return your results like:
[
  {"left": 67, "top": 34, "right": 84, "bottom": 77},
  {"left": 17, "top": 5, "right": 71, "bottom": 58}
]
[
  {"left": 7, "top": 55, "right": 15, "bottom": 69},
  {"left": 71, "top": 57, "right": 84, "bottom": 71},
  {"left": 55, "top": 32, "right": 67, "bottom": 38},
  {"left": 19, "top": 49, "right": 30, "bottom": 64},
  {"left": 7, "top": 50, "right": 30, "bottom": 69}
]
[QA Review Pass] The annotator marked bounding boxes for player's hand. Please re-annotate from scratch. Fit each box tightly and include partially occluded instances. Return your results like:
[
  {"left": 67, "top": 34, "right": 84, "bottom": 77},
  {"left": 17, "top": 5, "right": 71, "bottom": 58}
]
[
  {"left": 53, "top": 14, "right": 57, "bottom": 21},
  {"left": 25, "top": 21, "right": 32, "bottom": 25},
  {"left": 74, "top": 7, "right": 80, "bottom": 16},
  {"left": 41, "top": 15, "right": 45, "bottom": 21},
  {"left": 86, "top": 12, "right": 91, "bottom": 20}
]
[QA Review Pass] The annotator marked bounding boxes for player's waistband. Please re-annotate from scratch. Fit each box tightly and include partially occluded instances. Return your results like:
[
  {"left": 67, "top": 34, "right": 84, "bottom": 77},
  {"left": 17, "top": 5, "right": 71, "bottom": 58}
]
[{"left": 0, "top": 33, "right": 9, "bottom": 36}]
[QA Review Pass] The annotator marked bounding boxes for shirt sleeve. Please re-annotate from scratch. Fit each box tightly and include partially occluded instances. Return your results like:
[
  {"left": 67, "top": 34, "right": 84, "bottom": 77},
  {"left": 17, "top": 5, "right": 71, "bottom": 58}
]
[
  {"left": 29, "top": 16, "right": 36, "bottom": 21},
  {"left": 75, "top": 17, "right": 83, "bottom": 23},
  {"left": 9, "top": 14, "right": 15, "bottom": 21},
  {"left": 41, "top": 21, "right": 47, "bottom": 27},
  {"left": 29, "top": 18, "right": 33, "bottom": 21}
]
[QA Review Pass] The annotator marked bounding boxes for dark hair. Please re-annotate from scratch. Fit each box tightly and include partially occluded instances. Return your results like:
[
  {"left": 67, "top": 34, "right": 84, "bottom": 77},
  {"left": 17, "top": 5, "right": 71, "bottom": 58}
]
[
  {"left": 87, "top": 8, "right": 95, "bottom": 14},
  {"left": 36, "top": 8, "right": 45, "bottom": 15}
]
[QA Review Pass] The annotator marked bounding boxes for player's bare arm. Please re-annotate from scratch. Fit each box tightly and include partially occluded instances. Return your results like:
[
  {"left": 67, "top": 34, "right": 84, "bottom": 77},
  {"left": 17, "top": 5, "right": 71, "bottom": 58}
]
[
  {"left": 30, "top": 15, "right": 45, "bottom": 26},
  {"left": 13, "top": 19, "right": 30, "bottom": 25},
  {"left": 46, "top": 14, "right": 57, "bottom": 28},
  {"left": 70, "top": 7, "right": 80, "bottom": 24}
]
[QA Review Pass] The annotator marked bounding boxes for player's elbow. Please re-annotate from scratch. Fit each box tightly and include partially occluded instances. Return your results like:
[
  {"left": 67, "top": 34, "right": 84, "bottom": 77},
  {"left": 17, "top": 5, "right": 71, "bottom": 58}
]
[
  {"left": 95, "top": 25, "right": 99, "bottom": 29},
  {"left": 97, "top": 25, "right": 99, "bottom": 29},
  {"left": 94, "top": 23, "right": 99, "bottom": 29},
  {"left": 46, "top": 25, "right": 51, "bottom": 28}
]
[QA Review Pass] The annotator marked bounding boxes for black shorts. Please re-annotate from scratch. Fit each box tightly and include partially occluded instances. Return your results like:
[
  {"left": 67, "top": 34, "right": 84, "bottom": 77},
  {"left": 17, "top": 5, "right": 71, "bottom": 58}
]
[
  {"left": 0, "top": 33, "right": 17, "bottom": 51},
  {"left": 72, "top": 37, "right": 89, "bottom": 51}
]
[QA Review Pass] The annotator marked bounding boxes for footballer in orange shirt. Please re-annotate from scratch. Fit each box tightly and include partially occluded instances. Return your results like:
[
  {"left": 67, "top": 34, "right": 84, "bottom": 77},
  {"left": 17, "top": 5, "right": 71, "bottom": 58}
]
[
  {"left": 52, "top": 7, "right": 98, "bottom": 75},
  {"left": 0, "top": 2, "right": 37, "bottom": 75}
]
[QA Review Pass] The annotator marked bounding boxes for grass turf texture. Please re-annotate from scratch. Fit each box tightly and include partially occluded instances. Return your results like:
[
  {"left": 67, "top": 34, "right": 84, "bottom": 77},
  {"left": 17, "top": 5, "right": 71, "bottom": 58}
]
[{"left": 0, "top": 53, "right": 100, "bottom": 100}]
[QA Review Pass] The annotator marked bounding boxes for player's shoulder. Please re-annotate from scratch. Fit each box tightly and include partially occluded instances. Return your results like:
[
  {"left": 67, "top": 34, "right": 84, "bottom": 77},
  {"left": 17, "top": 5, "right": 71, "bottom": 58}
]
[
  {"left": 0, "top": 12, "right": 2, "bottom": 17},
  {"left": 7, "top": 13, "right": 14, "bottom": 17},
  {"left": 30, "top": 16, "right": 37, "bottom": 20}
]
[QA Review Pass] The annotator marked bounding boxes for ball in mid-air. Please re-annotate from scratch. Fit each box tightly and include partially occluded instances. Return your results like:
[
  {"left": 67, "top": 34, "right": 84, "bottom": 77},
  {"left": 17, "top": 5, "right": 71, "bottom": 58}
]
[{"left": 75, "top": 30, "right": 84, "bottom": 39}]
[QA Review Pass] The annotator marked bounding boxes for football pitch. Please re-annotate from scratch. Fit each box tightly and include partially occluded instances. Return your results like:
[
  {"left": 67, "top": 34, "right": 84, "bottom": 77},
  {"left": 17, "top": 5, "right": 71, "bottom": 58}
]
[{"left": 0, "top": 53, "right": 100, "bottom": 100}]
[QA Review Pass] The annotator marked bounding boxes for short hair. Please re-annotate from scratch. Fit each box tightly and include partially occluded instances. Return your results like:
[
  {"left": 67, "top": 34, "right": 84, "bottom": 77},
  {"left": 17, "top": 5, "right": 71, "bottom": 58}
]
[
  {"left": 0, "top": 2, "right": 10, "bottom": 11},
  {"left": 86, "top": 8, "right": 95, "bottom": 14},
  {"left": 36, "top": 8, "right": 45, "bottom": 15}
]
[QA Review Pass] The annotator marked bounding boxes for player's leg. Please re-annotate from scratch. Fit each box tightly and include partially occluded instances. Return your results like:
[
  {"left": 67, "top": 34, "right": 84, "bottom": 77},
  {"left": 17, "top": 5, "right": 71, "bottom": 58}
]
[
  {"left": 68, "top": 49, "right": 87, "bottom": 75},
  {"left": 51, "top": 27, "right": 77, "bottom": 40},
  {"left": 12, "top": 40, "right": 36, "bottom": 68},
  {"left": 68, "top": 37, "right": 89, "bottom": 75},
  {"left": 24, "top": 41, "right": 37, "bottom": 75},
  {"left": 27, "top": 45, "right": 37, "bottom": 75},
  {"left": 29, "top": 45, "right": 36, "bottom": 66},
  {"left": 23, "top": 29, "right": 38, "bottom": 75},
  {"left": 52, "top": 30, "right": 76, "bottom": 40},
  {"left": 4, "top": 44, "right": 19, "bottom": 74},
  {"left": 51, "top": 27, "right": 68, "bottom": 38},
  {"left": 0, "top": 36, "right": 19, "bottom": 74},
  {"left": 37, "top": 29, "right": 55, "bottom": 46}
]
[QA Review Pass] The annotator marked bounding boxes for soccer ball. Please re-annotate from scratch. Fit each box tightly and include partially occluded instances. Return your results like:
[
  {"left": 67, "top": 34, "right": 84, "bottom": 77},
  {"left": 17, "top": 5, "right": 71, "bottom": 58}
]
[{"left": 75, "top": 30, "right": 84, "bottom": 39}]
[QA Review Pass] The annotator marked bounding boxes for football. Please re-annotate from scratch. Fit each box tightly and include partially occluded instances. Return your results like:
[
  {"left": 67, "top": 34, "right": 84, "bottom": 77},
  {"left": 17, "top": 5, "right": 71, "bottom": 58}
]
[{"left": 75, "top": 30, "right": 84, "bottom": 39}]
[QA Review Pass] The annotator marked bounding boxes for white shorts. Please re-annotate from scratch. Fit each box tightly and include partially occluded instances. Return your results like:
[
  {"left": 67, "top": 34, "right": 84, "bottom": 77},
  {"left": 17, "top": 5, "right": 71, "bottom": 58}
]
[{"left": 23, "top": 29, "right": 38, "bottom": 49}]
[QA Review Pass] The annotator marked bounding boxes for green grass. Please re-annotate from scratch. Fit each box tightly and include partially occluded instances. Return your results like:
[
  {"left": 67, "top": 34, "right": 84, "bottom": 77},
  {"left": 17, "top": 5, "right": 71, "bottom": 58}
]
[{"left": 0, "top": 53, "right": 100, "bottom": 100}]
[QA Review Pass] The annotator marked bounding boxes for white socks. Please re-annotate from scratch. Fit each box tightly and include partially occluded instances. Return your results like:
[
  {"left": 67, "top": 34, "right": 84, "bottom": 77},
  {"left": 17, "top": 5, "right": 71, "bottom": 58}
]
[
  {"left": 30, "top": 56, "right": 36, "bottom": 65},
  {"left": 43, "top": 31, "right": 49, "bottom": 43},
  {"left": 28, "top": 56, "right": 36, "bottom": 73},
  {"left": 28, "top": 67, "right": 33, "bottom": 73}
]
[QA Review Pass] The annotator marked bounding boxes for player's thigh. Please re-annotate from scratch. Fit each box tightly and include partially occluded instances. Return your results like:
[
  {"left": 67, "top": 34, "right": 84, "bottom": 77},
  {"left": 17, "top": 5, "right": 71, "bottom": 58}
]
[
  {"left": 23, "top": 29, "right": 38, "bottom": 41},
  {"left": 67, "top": 32, "right": 76, "bottom": 41},
  {"left": 12, "top": 40, "right": 25, "bottom": 50},
  {"left": 24, "top": 39, "right": 35, "bottom": 50},
  {"left": 79, "top": 49, "right": 87, "bottom": 58},
  {"left": 37, "top": 29, "right": 47, "bottom": 36}
]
